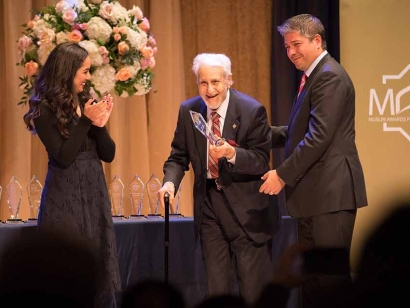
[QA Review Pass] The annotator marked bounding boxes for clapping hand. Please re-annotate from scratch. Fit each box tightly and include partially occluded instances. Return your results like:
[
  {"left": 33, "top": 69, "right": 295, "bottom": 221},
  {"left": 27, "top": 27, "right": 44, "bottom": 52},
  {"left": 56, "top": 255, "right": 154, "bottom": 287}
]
[{"left": 84, "top": 93, "right": 114, "bottom": 127}]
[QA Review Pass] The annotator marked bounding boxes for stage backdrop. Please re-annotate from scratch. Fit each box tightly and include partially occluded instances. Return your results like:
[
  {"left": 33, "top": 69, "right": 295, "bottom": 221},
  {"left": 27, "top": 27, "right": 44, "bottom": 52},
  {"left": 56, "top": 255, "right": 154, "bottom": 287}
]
[
  {"left": 0, "top": 0, "right": 272, "bottom": 220},
  {"left": 340, "top": 0, "right": 410, "bottom": 271},
  {"left": 0, "top": 0, "right": 409, "bottom": 273}
]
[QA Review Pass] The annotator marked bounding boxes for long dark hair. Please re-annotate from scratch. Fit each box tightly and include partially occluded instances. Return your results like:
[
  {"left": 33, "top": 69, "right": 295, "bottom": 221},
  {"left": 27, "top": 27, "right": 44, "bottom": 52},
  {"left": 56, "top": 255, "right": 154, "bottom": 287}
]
[{"left": 23, "top": 42, "right": 91, "bottom": 137}]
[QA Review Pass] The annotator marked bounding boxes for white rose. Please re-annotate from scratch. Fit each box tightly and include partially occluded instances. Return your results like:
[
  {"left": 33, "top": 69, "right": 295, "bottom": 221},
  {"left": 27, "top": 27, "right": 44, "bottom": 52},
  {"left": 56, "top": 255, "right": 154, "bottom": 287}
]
[
  {"left": 78, "top": 40, "right": 103, "bottom": 67},
  {"left": 128, "top": 5, "right": 143, "bottom": 20},
  {"left": 91, "top": 65, "right": 116, "bottom": 94},
  {"left": 56, "top": 31, "right": 69, "bottom": 44},
  {"left": 123, "top": 26, "right": 147, "bottom": 50},
  {"left": 85, "top": 17, "right": 112, "bottom": 44},
  {"left": 38, "top": 43, "right": 56, "bottom": 65},
  {"left": 55, "top": 1, "right": 70, "bottom": 14}
]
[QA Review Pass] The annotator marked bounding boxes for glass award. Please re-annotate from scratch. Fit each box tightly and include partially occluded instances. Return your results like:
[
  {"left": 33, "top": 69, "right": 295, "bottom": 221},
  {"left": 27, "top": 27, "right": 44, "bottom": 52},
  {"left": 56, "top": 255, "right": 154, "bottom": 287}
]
[
  {"left": 129, "top": 174, "right": 146, "bottom": 219},
  {"left": 146, "top": 174, "right": 162, "bottom": 218},
  {"left": 27, "top": 175, "right": 43, "bottom": 221},
  {"left": 189, "top": 110, "right": 225, "bottom": 146},
  {"left": 5, "top": 175, "right": 24, "bottom": 224},
  {"left": 108, "top": 175, "right": 126, "bottom": 220},
  {"left": 170, "top": 183, "right": 184, "bottom": 218}
]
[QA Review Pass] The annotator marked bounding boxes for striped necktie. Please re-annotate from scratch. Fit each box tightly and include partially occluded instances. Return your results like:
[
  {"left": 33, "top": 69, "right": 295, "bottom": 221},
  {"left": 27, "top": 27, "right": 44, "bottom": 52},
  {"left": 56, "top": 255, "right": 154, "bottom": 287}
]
[
  {"left": 297, "top": 73, "right": 307, "bottom": 98},
  {"left": 208, "top": 111, "right": 221, "bottom": 179}
]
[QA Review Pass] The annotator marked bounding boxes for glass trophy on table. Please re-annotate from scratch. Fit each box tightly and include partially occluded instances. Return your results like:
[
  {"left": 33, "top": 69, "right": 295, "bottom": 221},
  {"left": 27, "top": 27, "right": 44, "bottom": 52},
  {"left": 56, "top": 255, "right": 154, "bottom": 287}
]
[
  {"left": 108, "top": 175, "right": 126, "bottom": 220},
  {"left": 146, "top": 174, "right": 162, "bottom": 218},
  {"left": 128, "top": 174, "right": 146, "bottom": 219},
  {"left": 27, "top": 175, "right": 43, "bottom": 221},
  {"left": 5, "top": 175, "right": 24, "bottom": 224},
  {"left": 170, "top": 183, "right": 184, "bottom": 218}
]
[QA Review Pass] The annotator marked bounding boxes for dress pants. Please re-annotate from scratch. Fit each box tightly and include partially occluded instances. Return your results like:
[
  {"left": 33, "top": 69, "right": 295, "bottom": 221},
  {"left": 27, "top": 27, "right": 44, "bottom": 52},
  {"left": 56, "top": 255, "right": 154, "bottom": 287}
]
[
  {"left": 200, "top": 180, "right": 273, "bottom": 304},
  {"left": 298, "top": 209, "right": 357, "bottom": 308}
]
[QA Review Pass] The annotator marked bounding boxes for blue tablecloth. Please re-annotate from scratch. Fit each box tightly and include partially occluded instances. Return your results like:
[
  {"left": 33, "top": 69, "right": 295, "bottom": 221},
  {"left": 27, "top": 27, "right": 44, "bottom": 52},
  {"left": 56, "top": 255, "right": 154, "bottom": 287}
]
[{"left": 0, "top": 216, "right": 297, "bottom": 307}]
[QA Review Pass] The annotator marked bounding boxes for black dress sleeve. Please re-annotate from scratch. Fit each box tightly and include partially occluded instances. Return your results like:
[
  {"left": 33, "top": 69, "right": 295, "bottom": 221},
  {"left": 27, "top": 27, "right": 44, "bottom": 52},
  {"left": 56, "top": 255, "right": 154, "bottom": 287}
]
[
  {"left": 89, "top": 125, "right": 116, "bottom": 163},
  {"left": 34, "top": 103, "right": 92, "bottom": 168}
]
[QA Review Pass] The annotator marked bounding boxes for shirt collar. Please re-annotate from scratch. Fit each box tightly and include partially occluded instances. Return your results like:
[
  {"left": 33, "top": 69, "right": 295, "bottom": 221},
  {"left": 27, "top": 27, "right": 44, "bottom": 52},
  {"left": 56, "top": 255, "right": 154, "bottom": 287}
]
[{"left": 305, "top": 50, "right": 328, "bottom": 77}]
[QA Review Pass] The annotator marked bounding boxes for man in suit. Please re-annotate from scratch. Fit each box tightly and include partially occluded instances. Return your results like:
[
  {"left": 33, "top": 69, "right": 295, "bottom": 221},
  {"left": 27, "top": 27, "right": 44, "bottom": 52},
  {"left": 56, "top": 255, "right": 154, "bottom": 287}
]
[
  {"left": 158, "top": 53, "right": 281, "bottom": 304},
  {"left": 259, "top": 14, "right": 368, "bottom": 308}
]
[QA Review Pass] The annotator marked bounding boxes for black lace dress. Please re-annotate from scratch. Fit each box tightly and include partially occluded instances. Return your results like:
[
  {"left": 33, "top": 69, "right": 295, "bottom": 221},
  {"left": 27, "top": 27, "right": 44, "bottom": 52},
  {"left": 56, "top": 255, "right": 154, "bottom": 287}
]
[{"left": 33, "top": 102, "right": 121, "bottom": 303}]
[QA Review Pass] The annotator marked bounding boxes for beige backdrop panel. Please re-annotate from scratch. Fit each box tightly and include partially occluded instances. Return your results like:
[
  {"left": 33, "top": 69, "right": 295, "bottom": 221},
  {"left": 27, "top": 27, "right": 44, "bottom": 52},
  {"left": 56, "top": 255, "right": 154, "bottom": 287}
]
[{"left": 341, "top": 0, "right": 410, "bottom": 271}]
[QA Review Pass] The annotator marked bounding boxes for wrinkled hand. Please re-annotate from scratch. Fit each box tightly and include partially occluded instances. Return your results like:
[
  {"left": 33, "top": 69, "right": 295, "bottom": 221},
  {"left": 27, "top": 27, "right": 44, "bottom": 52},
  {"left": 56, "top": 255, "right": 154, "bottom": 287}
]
[
  {"left": 209, "top": 139, "right": 236, "bottom": 160},
  {"left": 157, "top": 182, "right": 176, "bottom": 213},
  {"left": 84, "top": 93, "right": 114, "bottom": 127},
  {"left": 259, "top": 170, "right": 285, "bottom": 195}
]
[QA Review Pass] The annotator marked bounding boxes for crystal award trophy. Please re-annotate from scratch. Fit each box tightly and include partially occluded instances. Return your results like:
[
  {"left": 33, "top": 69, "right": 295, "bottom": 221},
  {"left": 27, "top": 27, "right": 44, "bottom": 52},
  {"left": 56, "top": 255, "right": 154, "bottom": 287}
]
[
  {"left": 6, "top": 175, "right": 24, "bottom": 224},
  {"left": 108, "top": 175, "right": 125, "bottom": 220},
  {"left": 27, "top": 175, "right": 43, "bottom": 221},
  {"left": 189, "top": 110, "right": 225, "bottom": 146},
  {"left": 129, "top": 174, "right": 146, "bottom": 219},
  {"left": 146, "top": 174, "right": 162, "bottom": 217},
  {"left": 170, "top": 183, "right": 184, "bottom": 217}
]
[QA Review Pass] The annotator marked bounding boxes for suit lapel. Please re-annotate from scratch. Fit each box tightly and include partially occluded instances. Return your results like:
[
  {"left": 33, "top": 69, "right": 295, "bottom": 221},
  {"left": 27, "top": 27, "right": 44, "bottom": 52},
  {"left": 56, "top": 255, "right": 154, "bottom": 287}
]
[
  {"left": 223, "top": 89, "right": 240, "bottom": 142},
  {"left": 288, "top": 54, "right": 331, "bottom": 124}
]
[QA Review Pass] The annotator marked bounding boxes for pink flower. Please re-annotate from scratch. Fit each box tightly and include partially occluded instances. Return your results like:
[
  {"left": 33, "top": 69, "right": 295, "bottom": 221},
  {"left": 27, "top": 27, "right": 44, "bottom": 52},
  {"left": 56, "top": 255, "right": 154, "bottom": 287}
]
[
  {"left": 68, "top": 29, "right": 83, "bottom": 42},
  {"left": 18, "top": 35, "right": 33, "bottom": 52},
  {"left": 148, "top": 36, "right": 157, "bottom": 47},
  {"left": 74, "top": 23, "right": 88, "bottom": 31},
  {"left": 116, "top": 67, "right": 133, "bottom": 81},
  {"left": 140, "top": 57, "right": 155, "bottom": 69},
  {"left": 62, "top": 9, "right": 77, "bottom": 26},
  {"left": 113, "top": 33, "right": 121, "bottom": 41},
  {"left": 140, "top": 44, "right": 154, "bottom": 58},
  {"left": 25, "top": 60, "right": 39, "bottom": 76},
  {"left": 138, "top": 17, "right": 150, "bottom": 32},
  {"left": 118, "top": 41, "right": 130, "bottom": 55},
  {"left": 99, "top": 46, "right": 109, "bottom": 64},
  {"left": 148, "top": 57, "right": 156, "bottom": 68},
  {"left": 99, "top": 2, "right": 114, "bottom": 20},
  {"left": 27, "top": 16, "right": 39, "bottom": 29}
]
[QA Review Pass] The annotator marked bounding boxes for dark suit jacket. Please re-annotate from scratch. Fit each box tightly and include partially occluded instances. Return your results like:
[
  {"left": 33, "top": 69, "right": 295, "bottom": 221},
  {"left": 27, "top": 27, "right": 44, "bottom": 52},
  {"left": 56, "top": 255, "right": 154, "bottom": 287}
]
[
  {"left": 163, "top": 89, "right": 281, "bottom": 243},
  {"left": 272, "top": 54, "right": 368, "bottom": 218}
]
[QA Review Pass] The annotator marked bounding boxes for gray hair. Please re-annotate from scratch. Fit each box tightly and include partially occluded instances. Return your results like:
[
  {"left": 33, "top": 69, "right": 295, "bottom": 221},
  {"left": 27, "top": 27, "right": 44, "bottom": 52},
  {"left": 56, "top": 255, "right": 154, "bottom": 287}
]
[
  {"left": 192, "top": 53, "right": 232, "bottom": 80},
  {"left": 277, "top": 14, "right": 327, "bottom": 50}
]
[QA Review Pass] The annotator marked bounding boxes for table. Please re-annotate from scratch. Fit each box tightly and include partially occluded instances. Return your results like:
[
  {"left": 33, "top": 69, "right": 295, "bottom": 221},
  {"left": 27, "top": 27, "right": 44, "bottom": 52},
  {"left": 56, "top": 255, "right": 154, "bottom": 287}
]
[{"left": 0, "top": 216, "right": 298, "bottom": 307}]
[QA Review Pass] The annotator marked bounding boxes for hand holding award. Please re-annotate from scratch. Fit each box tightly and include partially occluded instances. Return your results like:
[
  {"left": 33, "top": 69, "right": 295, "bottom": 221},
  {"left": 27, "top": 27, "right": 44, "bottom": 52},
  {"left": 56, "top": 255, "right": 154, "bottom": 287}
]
[{"left": 189, "top": 110, "right": 225, "bottom": 146}]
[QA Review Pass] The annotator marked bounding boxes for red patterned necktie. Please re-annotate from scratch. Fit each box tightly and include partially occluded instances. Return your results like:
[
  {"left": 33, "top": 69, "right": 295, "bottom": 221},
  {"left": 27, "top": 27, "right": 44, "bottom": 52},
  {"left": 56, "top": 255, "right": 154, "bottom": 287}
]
[
  {"left": 297, "top": 73, "right": 307, "bottom": 98},
  {"left": 208, "top": 111, "right": 222, "bottom": 189}
]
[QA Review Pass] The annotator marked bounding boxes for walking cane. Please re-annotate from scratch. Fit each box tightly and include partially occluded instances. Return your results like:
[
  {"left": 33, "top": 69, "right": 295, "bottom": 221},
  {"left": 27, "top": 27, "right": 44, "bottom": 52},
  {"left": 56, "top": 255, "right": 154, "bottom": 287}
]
[{"left": 164, "top": 192, "right": 170, "bottom": 284}]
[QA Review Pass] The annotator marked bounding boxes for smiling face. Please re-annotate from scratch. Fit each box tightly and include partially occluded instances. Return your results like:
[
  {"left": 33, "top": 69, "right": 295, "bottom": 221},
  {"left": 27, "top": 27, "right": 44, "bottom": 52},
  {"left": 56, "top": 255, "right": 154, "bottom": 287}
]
[
  {"left": 197, "top": 65, "right": 232, "bottom": 110},
  {"left": 284, "top": 31, "right": 323, "bottom": 71},
  {"left": 73, "top": 56, "right": 91, "bottom": 93}
]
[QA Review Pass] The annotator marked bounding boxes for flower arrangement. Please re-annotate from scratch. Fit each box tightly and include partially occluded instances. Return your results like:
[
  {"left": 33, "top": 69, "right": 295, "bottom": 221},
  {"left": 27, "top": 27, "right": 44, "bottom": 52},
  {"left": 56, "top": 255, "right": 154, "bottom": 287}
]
[{"left": 16, "top": 0, "right": 157, "bottom": 105}]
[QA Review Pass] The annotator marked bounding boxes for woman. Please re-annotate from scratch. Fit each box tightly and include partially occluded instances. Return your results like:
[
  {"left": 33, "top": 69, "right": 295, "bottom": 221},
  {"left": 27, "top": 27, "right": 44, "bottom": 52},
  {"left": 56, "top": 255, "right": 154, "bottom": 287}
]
[{"left": 23, "top": 42, "right": 120, "bottom": 307}]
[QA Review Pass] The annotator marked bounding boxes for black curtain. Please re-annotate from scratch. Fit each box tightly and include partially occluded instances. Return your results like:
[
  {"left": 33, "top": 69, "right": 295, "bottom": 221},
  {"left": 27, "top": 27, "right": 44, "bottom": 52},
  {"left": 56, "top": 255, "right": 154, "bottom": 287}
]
[{"left": 270, "top": 0, "right": 339, "bottom": 216}]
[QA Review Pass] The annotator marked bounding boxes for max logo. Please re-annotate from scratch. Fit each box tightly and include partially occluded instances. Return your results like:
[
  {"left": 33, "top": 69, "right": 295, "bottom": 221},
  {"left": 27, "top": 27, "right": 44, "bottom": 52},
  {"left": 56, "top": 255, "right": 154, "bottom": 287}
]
[{"left": 368, "top": 64, "right": 410, "bottom": 142}]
